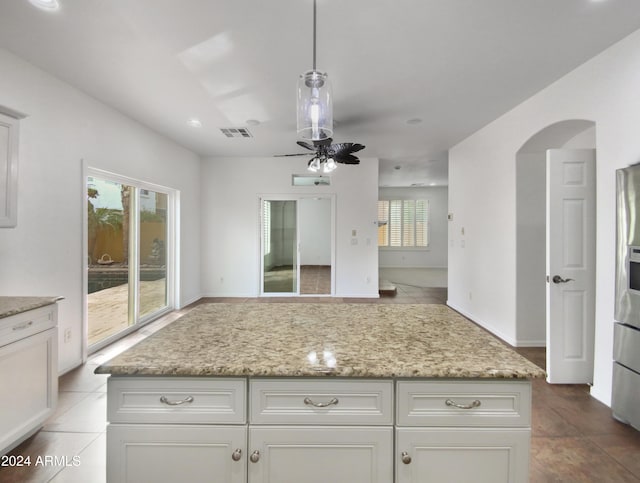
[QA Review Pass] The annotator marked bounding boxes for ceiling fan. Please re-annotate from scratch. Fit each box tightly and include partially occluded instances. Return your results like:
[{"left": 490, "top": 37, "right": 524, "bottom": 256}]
[{"left": 275, "top": 138, "right": 365, "bottom": 173}]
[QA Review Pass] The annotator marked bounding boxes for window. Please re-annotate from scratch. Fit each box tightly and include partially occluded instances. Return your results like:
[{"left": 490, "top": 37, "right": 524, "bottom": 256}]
[{"left": 378, "top": 199, "right": 428, "bottom": 247}]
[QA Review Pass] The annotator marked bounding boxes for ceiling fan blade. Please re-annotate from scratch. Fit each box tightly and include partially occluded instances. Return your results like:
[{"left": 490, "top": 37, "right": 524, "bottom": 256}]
[
  {"left": 273, "top": 153, "right": 314, "bottom": 157},
  {"left": 335, "top": 154, "right": 360, "bottom": 165},
  {"left": 296, "top": 141, "right": 316, "bottom": 151},
  {"left": 331, "top": 142, "right": 365, "bottom": 156}
]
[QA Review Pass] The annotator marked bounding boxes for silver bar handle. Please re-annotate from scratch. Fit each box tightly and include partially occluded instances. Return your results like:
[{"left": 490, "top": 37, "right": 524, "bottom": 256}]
[
  {"left": 159, "top": 395, "right": 194, "bottom": 406},
  {"left": 303, "top": 397, "right": 339, "bottom": 408},
  {"left": 12, "top": 321, "right": 33, "bottom": 331},
  {"left": 445, "top": 398, "right": 481, "bottom": 410}
]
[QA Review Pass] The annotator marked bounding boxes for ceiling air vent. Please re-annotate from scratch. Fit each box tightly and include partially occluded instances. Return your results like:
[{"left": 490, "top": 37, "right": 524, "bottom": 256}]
[{"left": 220, "top": 127, "right": 253, "bottom": 138}]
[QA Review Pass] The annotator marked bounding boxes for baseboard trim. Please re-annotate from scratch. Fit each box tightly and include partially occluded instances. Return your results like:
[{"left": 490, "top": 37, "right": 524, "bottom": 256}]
[
  {"left": 178, "top": 294, "right": 202, "bottom": 309},
  {"left": 446, "top": 301, "right": 517, "bottom": 346},
  {"left": 513, "top": 339, "right": 546, "bottom": 348},
  {"left": 379, "top": 266, "right": 448, "bottom": 270}
]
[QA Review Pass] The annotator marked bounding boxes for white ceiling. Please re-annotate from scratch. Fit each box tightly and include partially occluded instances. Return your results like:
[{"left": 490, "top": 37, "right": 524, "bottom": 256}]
[{"left": 1, "top": 0, "right": 640, "bottom": 187}]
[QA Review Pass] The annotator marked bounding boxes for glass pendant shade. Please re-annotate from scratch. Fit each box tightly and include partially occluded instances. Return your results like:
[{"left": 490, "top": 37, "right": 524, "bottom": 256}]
[
  {"left": 297, "top": 70, "right": 333, "bottom": 141},
  {"left": 323, "top": 157, "right": 337, "bottom": 173},
  {"left": 307, "top": 157, "right": 321, "bottom": 172}
]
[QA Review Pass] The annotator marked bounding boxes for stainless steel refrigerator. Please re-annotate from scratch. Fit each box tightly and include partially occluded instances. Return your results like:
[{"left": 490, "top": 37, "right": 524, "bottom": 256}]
[{"left": 613, "top": 164, "right": 640, "bottom": 431}]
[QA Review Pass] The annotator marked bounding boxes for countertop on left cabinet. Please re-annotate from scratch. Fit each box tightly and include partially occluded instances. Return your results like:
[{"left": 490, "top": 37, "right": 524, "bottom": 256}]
[
  {"left": 0, "top": 296, "right": 62, "bottom": 456},
  {"left": 0, "top": 296, "right": 63, "bottom": 319}
]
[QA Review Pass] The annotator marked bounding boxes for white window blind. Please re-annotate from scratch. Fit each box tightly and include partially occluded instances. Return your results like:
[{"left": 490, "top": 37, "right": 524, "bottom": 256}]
[
  {"left": 263, "top": 201, "right": 271, "bottom": 255},
  {"left": 377, "top": 199, "right": 428, "bottom": 247}
]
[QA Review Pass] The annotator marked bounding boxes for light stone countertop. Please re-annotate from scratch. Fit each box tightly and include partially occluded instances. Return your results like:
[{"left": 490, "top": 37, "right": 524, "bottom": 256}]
[
  {"left": 0, "top": 296, "right": 63, "bottom": 319},
  {"left": 96, "top": 303, "right": 545, "bottom": 379}
]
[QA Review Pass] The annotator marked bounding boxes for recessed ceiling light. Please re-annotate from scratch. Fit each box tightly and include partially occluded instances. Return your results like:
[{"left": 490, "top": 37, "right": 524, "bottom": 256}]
[
  {"left": 406, "top": 118, "right": 423, "bottom": 125},
  {"left": 187, "top": 118, "right": 202, "bottom": 128},
  {"left": 394, "top": 165, "right": 402, "bottom": 170},
  {"left": 246, "top": 119, "right": 260, "bottom": 126},
  {"left": 29, "top": 0, "right": 60, "bottom": 11}
]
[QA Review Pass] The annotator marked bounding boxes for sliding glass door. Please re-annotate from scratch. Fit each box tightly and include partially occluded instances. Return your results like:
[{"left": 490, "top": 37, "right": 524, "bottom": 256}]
[
  {"left": 86, "top": 170, "right": 173, "bottom": 351},
  {"left": 262, "top": 199, "right": 298, "bottom": 294},
  {"left": 261, "top": 196, "right": 334, "bottom": 296}
]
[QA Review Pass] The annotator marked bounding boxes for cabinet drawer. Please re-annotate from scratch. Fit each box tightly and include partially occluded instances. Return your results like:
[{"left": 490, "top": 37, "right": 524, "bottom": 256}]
[
  {"left": 0, "top": 305, "right": 57, "bottom": 347},
  {"left": 397, "top": 380, "right": 531, "bottom": 427},
  {"left": 107, "top": 377, "right": 246, "bottom": 424},
  {"left": 250, "top": 379, "right": 393, "bottom": 425}
]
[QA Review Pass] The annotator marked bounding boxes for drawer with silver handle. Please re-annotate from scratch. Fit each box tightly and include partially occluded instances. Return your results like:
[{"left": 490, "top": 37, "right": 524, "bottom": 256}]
[
  {"left": 396, "top": 380, "right": 531, "bottom": 427},
  {"left": 107, "top": 377, "right": 246, "bottom": 424},
  {"left": 250, "top": 378, "right": 393, "bottom": 425},
  {"left": 0, "top": 305, "right": 57, "bottom": 347}
]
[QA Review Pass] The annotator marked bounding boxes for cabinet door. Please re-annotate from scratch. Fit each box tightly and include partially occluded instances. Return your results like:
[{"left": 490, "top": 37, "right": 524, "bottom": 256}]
[
  {"left": 107, "top": 424, "right": 246, "bottom": 483},
  {"left": 396, "top": 428, "right": 530, "bottom": 483},
  {"left": 0, "top": 327, "right": 57, "bottom": 456},
  {"left": 248, "top": 426, "right": 392, "bottom": 483}
]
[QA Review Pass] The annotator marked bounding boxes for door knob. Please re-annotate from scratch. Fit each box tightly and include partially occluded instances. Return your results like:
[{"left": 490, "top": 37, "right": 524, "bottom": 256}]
[
  {"left": 231, "top": 448, "right": 242, "bottom": 461},
  {"left": 552, "top": 275, "right": 574, "bottom": 284},
  {"left": 401, "top": 451, "right": 412, "bottom": 464},
  {"left": 249, "top": 450, "right": 260, "bottom": 463}
]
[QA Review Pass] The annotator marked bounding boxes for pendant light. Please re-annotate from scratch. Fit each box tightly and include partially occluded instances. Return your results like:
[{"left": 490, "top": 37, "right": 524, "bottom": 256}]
[{"left": 297, "top": 0, "right": 333, "bottom": 141}]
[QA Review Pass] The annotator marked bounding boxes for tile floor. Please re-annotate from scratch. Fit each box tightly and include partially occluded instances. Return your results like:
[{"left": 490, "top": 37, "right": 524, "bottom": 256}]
[{"left": 1, "top": 287, "right": 639, "bottom": 482}]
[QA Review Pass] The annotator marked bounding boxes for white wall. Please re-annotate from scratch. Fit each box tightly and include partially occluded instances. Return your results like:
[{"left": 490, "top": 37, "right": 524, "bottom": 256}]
[
  {"left": 378, "top": 186, "right": 448, "bottom": 269},
  {"left": 448, "top": 28, "right": 640, "bottom": 405},
  {"left": 299, "top": 198, "right": 332, "bottom": 266},
  {"left": 201, "top": 157, "right": 379, "bottom": 297},
  {"left": 515, "top": 152, "right": 546, "bottom": 345},
  {"left": 0, "top": 48, "right": 201, "bottom": 374}
]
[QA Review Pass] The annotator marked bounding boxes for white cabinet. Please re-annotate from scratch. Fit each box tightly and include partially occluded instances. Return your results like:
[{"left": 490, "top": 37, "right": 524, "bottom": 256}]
[
  {"left": 0, "top": 108, "right": 23, "bottom": 228},
  {"left": 0, "top": 304, "right": 58, "bottom": 456},
  {"left": 395, "top": 380, "right": 532, "bottom": 483},
  {"left": 107, "top": 424, "right": 246, "bottom": 483},
  {"left": 248, "top": 379, "right": 393, "bottom": 482},
  {"left": 248, "top": 426, "right": 392, "bottom": 483},
  {"left": 396, "top": 428, "right": 530, "bottom": 483},
  {"left": 105, "top": 377, "right": 532, "bottom": 482},
  {"left": 106, "top": 377, "right": 247, "bottom": 483}
]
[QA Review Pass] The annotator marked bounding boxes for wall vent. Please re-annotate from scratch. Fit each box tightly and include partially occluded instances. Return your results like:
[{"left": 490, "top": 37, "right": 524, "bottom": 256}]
[{"left": 220, "top": 127, "right": 253, "bottom": 138}]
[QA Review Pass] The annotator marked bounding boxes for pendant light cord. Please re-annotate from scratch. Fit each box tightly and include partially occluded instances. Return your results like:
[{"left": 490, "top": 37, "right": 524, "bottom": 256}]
[{"left": 312, "top": 0, "right": 317, "bottom": 71}]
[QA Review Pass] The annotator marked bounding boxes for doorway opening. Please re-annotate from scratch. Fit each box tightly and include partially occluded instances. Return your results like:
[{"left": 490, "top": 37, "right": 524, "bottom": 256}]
[
  {"left": 84, "top": 168, "right": 177, "bottom": 354},
  {"left": 515, "top": 119, "right": 596, "bottom": 383},
  {"left": 260, "top": 195, "right": 335, "bottom": 296}
]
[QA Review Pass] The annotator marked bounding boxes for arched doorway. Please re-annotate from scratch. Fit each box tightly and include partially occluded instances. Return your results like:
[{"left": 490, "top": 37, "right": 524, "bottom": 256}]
[{"left": 515, "top": 119, "right": 596, "bottom": 383}]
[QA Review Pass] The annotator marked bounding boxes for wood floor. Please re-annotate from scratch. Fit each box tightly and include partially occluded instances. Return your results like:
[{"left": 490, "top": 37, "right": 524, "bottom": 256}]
[{"left": 2, "top": 285, "right": 639, "bottom": 482}]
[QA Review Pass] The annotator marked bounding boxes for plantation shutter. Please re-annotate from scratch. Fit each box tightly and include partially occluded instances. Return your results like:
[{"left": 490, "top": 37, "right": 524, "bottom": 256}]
[
  {"left": 389, "top": 200, "right": 402, "bottom": 246},
  {"left": 377, "top": 201, "right": 389, "bottom": 246},
  {"left": 402, "top": 200, "right": 415, "bottom": 246},
  {"left": 416, "top": 200, "right": 428, "bottom": 247},
  {"left": 263, "top": 201, "right": 271, "bottom": 255}
]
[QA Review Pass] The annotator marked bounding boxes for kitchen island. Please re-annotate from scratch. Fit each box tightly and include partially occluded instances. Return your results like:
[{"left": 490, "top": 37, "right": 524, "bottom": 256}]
[{"left": 96, "top": 303, "right": 544, "bottom": 483}]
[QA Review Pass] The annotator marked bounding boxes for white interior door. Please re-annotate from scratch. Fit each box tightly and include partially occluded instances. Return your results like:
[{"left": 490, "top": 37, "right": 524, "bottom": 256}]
[{"left": 546, "top": 148, "right": 596, "bottom": 383}]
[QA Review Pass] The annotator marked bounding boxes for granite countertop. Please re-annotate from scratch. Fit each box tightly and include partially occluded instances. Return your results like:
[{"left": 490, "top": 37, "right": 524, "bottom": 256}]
[
  {"left": 96, "top": 303, "right": 545, "bottom": 379},
  {"left": 0, "top": 296, "right": 63, "bottom": 319}
]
